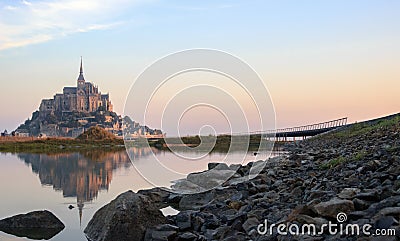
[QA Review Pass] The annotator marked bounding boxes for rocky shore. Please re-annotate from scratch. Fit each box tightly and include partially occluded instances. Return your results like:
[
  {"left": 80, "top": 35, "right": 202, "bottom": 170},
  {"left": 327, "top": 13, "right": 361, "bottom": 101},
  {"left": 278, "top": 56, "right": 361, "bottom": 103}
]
[{"left": 85, "top": 114, "right": 400, "bottom": 241}]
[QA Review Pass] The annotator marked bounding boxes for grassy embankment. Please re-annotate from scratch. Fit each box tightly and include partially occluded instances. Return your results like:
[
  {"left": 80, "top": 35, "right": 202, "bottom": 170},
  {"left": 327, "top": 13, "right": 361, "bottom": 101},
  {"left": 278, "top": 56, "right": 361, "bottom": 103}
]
[
  {"left": 154, "top": 134, "right": 276, "bottom": 152},
  {"left": 0, "top": 137, "right": 125, "bottom": 153},
  {"left": 315, "top": 114, "right": 400, "bottom": 169},
  {"left": 0, "top": 126, "right": 124, "bottom": 153}
]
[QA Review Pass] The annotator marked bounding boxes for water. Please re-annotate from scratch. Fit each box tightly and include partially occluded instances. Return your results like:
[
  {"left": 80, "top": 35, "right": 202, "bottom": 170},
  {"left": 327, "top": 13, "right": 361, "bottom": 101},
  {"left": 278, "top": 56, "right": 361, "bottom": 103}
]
[{"left": 0, "top": 147, "right": 282, "bottom": 241}]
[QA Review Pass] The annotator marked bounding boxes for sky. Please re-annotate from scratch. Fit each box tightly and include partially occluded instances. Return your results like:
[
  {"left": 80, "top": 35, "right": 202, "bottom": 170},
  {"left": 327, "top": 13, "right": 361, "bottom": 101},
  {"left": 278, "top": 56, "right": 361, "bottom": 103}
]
[{"left": 0, "top": 0, "right": 399, "bottom": 135}]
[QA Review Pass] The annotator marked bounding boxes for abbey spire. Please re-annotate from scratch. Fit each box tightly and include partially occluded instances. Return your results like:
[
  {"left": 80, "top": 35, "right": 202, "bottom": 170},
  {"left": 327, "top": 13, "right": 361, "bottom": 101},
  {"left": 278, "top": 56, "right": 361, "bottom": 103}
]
[{"left": 78, "top": 56, "right": 85, "bottom": 82}]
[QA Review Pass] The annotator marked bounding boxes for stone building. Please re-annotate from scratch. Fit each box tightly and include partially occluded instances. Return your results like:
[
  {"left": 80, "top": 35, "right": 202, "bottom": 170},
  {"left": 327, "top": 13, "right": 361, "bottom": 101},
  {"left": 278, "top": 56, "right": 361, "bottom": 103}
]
[{"left": 39, "top": 58, "right": 113, "bottom": 116}]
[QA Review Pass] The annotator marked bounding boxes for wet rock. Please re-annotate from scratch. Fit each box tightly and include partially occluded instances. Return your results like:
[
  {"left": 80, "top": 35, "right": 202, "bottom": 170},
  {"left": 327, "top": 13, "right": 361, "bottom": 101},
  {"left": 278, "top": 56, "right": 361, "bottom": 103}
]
[
  {"left": 84, "top": 190, "right": 166, "bottom": 241},
  {"left": 173, "top": 169, "right": 237, "bottom": 193},
  {"left": 0, "top": 210, "right": 65, "bottom": 240}
]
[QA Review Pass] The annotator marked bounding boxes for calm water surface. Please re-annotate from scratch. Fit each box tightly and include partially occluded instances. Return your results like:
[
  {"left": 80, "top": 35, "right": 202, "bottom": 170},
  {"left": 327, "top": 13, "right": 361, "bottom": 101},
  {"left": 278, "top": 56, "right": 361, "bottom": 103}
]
[{"left": 0, "top": 147, "right": 282, "bottom": 241}]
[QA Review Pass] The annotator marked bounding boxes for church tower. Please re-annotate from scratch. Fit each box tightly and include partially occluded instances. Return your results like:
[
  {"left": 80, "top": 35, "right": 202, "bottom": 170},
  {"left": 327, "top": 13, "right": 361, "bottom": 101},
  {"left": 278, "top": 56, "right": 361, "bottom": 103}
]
[
  {"left": 77, "top": 57, "right": 86, "bottom": 111},
  {"left": 77, "top": 56, "right": 85, "bottom": 88}
]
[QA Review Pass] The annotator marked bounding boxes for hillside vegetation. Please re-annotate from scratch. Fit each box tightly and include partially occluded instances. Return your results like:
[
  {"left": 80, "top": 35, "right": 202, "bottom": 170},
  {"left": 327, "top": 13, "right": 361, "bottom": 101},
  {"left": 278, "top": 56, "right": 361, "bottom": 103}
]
[{"left": 76, "top": 126, "right": 117, "bottom": 141}]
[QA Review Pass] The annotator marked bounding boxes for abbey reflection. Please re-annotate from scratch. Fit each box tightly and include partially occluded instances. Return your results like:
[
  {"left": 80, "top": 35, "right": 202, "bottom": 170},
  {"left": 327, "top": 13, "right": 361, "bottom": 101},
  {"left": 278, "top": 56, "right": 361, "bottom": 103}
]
[{"left": 16, "top": 147, "right": 156, "bottom": 224}]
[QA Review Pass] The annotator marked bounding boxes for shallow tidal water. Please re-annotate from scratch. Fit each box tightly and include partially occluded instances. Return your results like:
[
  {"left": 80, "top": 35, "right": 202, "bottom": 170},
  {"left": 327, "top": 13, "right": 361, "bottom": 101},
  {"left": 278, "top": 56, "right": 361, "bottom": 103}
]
[{"left": 0, "top": 147, "right": 282, "bottom": 241}]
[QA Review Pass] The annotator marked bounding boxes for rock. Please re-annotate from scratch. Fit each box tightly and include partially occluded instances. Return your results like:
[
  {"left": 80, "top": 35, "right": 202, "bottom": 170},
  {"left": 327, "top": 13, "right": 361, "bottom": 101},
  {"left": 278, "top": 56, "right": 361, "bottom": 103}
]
[
  {"left": 172, "top": 168, "right": 238, "bottom": 193},
  {"left": 167, "top": 193, "right": 183, "bottom": 204},
  {"left": 353, "top": 198, "right": 371, "bottom": 211},
  {"left": 179, "top": 191, "right": 214, "bottom": 210},
  {"left": 177, "top": 232, "right": 198, "bottom": 241},
  {"left": 208, "top": 162, "right": 230, "bottom": 170},
  {"left": 186, "top": 169, "right": 237, "bottom": 189},
  {"left": 144, "top": 224, "right": 178, "bottom": 241},
  {"left": 242, "top": 217, "right": 259, "bottom": 234},
  {"left": 295, "top": 215, "right": 328, "bottom": 231},
  {"left": 84, "top": 190, "right": 166, "bottom": 241},
  {"left": 337, "top": 188, "right": 360, "bottom": 199},
  {"left": 211, "top": 225, "right": 231, "bottom": 239},
  {"left": 202, "top": 213, "right": 220, "bottom": 229},
  {"left": 267, "top": 170, "right": 276, "bottom": 177},
  {"left": 263, "top": 191, "right": 279, "bottom": 202},
  {"left": 307, "top": 190, "right": 335, "bottom": 201},
  {"left": 374, "top": 216, "right": 398, "bottom": 229},
  {"left": 176, "top": 211, "right": 192, "bottom": 231},
  {"left": 374, "top": 207, "right": 400, "bottom": 218},
  {"left": 191, "top": 215, "right": 205, "bottom": 232},
  {"left": 354, "top": 190, "right": 380, "bottom": 201},
  {"left": 290, "top": 186, "right": 303, "bottom": 196},
  {"left": 0, "top": 210, "right": 65, "bottom": 240},
  {"left": 312, "top": 198, "right": 354, "bottom": 219},
  {"left": 138, "top": 187, "right": 172, "bottom": 208},
  {"left": 230, "top": 192, "right": 244, "bottom": 201},
  {"left": 228, "top": 201, "right": 243, "bottom": 210}
]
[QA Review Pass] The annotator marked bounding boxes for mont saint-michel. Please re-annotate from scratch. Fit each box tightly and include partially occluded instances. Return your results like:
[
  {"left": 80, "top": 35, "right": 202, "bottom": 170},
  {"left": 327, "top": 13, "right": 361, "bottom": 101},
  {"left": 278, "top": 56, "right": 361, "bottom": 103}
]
[
  {"left": 15, "top": 58, "right": 162, "bottom": 138},
  {"left": 41, "top": 57, "right": 114, "bottom": 114}
]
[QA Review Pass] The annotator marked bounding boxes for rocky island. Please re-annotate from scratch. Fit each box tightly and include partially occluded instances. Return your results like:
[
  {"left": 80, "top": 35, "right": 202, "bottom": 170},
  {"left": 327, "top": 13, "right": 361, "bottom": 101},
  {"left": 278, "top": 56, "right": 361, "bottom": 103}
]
[{"left": 13, "top": 58, "right": 162, "bottom": 139}]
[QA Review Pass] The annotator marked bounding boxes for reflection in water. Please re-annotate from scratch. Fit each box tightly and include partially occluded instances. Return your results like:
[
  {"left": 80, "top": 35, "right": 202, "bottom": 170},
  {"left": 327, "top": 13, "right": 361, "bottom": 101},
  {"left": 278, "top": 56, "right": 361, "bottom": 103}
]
[
  {"left": 0, "top": 146, "right": 285, "bottom": 241},
  {"left": 16, "top": 148, "right": 153, "bottom": 225},
  {"left": 0, "top": 227, "right": 64, "bottom": 240},
  {"left": 12, "top": 146, "right": 281, "bottom": 229}
]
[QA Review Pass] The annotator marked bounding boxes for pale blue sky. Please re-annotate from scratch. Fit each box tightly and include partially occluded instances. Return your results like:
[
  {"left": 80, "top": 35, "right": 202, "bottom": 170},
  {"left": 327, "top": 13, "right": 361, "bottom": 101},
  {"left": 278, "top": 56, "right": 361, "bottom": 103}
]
[{"left": 0, "top": 0, "right": 399, "bottom": 133}]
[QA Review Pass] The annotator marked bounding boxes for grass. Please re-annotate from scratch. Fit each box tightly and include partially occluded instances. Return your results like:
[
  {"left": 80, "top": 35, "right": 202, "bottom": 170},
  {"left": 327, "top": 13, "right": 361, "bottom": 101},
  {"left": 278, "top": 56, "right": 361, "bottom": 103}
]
[
  {"left": 328, "top": 115, "right": 400, "bottom": 139},
  {"left": 320, "top": 156, "right": 347, "bottom": 169},
  {"left": 154, "top": 134, "right": 274, "bottom": 152},
  {"left": 0, "top": 137, "right": 125, "bottom": 154},
  {"left": 314, "top": 114, "right": 399, "bottom": 170},
  {"left": 320, "top": 150, "right": 368, "bottom": 169}
]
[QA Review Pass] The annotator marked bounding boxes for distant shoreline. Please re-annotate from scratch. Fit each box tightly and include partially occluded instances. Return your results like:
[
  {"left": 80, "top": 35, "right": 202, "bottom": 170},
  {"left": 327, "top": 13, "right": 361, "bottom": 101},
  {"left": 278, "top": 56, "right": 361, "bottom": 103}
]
[{"left": 0, "top": 136, "right": 125, "bottom": 153}]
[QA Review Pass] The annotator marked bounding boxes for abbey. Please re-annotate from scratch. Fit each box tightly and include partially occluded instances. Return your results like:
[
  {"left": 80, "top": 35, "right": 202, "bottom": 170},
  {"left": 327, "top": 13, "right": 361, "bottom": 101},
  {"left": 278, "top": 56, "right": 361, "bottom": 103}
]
[{"left": 39, "top": 57, "right": 113, "bottom": 115}]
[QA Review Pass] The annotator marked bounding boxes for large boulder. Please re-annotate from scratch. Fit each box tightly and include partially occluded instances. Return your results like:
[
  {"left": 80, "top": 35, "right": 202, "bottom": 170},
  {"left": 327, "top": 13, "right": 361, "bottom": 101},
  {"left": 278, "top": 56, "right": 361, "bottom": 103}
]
[
  {"left": 0, "top": 210, "right": 64, "bottom": 240},
  {"left": 84, "top": 190, "right": 167, "bottom": 241},
  {"left": 172, "top": 168, "right": 238, "bottom": 194}
]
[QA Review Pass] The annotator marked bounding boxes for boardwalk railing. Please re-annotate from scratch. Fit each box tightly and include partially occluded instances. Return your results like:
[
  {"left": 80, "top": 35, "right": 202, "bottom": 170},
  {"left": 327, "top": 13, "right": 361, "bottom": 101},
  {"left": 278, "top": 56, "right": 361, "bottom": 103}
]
[
  {"left": 262, "top": 117, "right": 348, "bottom": 140},
  {"left": 227, "top": 117, "right": 348, "bottom": 142}
]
